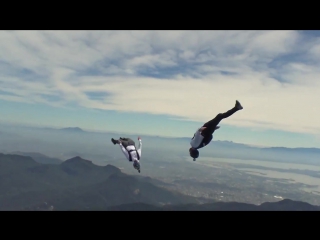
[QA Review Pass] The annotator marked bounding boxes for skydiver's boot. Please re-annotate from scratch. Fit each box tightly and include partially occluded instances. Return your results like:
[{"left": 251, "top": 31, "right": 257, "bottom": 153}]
[
  {"left": 111, "top": 138, "right": 119, "bottom": 145},
  {"left": 235, "top": 100, "right": 243, "bottom": 110}
]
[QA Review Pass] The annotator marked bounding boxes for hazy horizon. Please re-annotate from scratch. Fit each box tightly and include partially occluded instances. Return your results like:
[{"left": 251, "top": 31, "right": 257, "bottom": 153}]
[
  {"left": 1, "top": 123, "right": 320, "bottom": 164},
  {"left": 1, "top": 120, "right": 319, "bottom": 149}
]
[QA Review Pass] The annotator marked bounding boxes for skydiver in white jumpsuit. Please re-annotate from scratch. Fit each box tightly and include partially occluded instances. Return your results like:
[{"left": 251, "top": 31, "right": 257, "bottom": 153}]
[{"left": 111, "top": 137, "right": 142, "bottom": 173}]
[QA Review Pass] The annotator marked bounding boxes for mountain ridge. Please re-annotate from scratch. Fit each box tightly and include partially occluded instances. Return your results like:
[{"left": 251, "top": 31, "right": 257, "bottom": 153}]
[
  {"left": 0, "top": 153, "right": 198, "bottom": 210},
  {"left": 10, "top": 151, "right": 62, "bottom": 164},
  {"left": 106, "top": 198, "right": 320, "bottom": 211},
  {"left": 59, "top": 127, "right": 85, "bottom": 133},
  {"left": 0, "top": 153, "right": 319, "bottom": 210}
]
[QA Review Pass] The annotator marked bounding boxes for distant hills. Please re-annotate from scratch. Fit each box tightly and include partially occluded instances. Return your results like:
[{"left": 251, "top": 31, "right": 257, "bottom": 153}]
[
  {"left": 0, "top": 153, "right": 197, "bottom": 210},
  {"left": 59, "top": 127, "right": 85, "bottom": 133},
  {"left": 11, "top": 151, "right": 62, "bottom": 164},
  {"left": 0, "top": 153, "right": 319, "bottom": 211},
  {"left": 46, "top": 126, "right": 320, "bottom": 151},
  {"left": 35, "top": 126, "right": 86, "bottom": 133},
  {"left": 172, "top": 139, "right": 320, "bottom": 165},
  {"left": 18, "top": 125, "right": 318, "bottom": 166},
  {"left": 58, "top": 126, "right": 320, "bottom": 152},
  {"left": 2, "top": 123, "right": 319, "bottom": 166},
  {"left": 107, "top": 199, "right": 320, "bottom": 211}
]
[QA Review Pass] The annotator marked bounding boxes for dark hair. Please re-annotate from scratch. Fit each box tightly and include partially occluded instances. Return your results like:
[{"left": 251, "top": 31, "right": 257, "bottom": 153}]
[{"left": 189, "top": 148, "right": 199, "bottom": 159}]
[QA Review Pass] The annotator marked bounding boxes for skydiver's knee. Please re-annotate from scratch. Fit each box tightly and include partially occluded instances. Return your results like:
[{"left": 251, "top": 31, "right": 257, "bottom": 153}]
[{"left": 215, "top": 113, "right": 224, "bottom": 120}]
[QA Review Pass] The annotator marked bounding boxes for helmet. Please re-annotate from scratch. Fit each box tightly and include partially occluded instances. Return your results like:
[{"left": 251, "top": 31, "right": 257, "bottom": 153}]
[
  {"left": 189, "top": 148, "right": 199, "bottom": 161},
  {"left": 133, "top": 160, "right": 140, "bottom": 172}
]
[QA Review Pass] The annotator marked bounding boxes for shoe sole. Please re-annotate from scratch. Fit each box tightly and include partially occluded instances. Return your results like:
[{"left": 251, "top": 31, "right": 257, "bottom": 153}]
[{"left": 236, "top": 101, "right": 243, "bottom": 110}]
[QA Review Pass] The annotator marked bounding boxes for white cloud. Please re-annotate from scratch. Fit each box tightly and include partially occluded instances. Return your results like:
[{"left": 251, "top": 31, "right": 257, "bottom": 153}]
[
  {"left": 73, "top": 75, "right": 320, "bottom": 134},
  {"left": 0, "top": 30, "right": 320, "bottom": 135}
]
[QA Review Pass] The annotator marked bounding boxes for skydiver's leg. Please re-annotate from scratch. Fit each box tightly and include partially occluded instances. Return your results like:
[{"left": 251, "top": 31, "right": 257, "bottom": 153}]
[
  {"left": 120, "top": 137, "right": 134, "bottom": 143},
  {"left": 120, "top": 139, "right": 130, "bottom": 148},
  {"left": 112, "top": 136, "right": 136, "bottom": 147},
  {"left": 202, "top": 109, "right": 237, "bottom": 129},
  {"left": 127, "top": 138, "right": 135, "bottom": 146},
  {"left": 111, "top": 138, "right": 120, "bottom": 145},
  {"left": 119, "top": 138, "right": 135, "bottom": 148},
  {"left": 202, "top": 100, "right": 243, "bottom": 136}
]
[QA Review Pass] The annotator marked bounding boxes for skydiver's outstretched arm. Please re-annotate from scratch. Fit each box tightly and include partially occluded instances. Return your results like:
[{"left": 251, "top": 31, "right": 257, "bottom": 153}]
[
  {"left": 119, "top": 142, "right": 130, "bottom": 161},
  {"left": 136, "top": 137, "right": 142, "bottom": 158}
]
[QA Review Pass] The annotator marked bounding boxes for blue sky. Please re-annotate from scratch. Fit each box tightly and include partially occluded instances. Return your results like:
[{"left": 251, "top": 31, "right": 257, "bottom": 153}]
[{"left": 1, "top": 30, "right": 320, "bottom": 148}]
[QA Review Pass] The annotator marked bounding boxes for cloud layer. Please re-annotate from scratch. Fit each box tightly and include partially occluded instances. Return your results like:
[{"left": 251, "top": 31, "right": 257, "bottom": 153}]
[{"left": 1, "top": 30, "right": 320, "bottom": 135}]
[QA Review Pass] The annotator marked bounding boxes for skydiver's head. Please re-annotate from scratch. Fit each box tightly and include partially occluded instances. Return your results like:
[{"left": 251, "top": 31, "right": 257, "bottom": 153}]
[
  {"left": 189, "top": 147, "right": 199, "bottom": 161},
  {"left": 133, "top": 159, "right": 140, "bottom": 173}
]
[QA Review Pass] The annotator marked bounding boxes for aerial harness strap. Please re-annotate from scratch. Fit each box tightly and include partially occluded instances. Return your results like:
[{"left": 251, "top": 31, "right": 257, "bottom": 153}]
[
  {"left": 196, "top": 134, "right": 212, "bottom": 149},
  {"left": 127, "top": 148, "right": 140, "bottom": 161}
]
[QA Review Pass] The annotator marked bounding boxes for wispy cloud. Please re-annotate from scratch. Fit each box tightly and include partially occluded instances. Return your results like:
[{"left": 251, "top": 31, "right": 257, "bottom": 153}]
[{"left": 1, "top": 30, "right": 320, "bottom": 135}]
